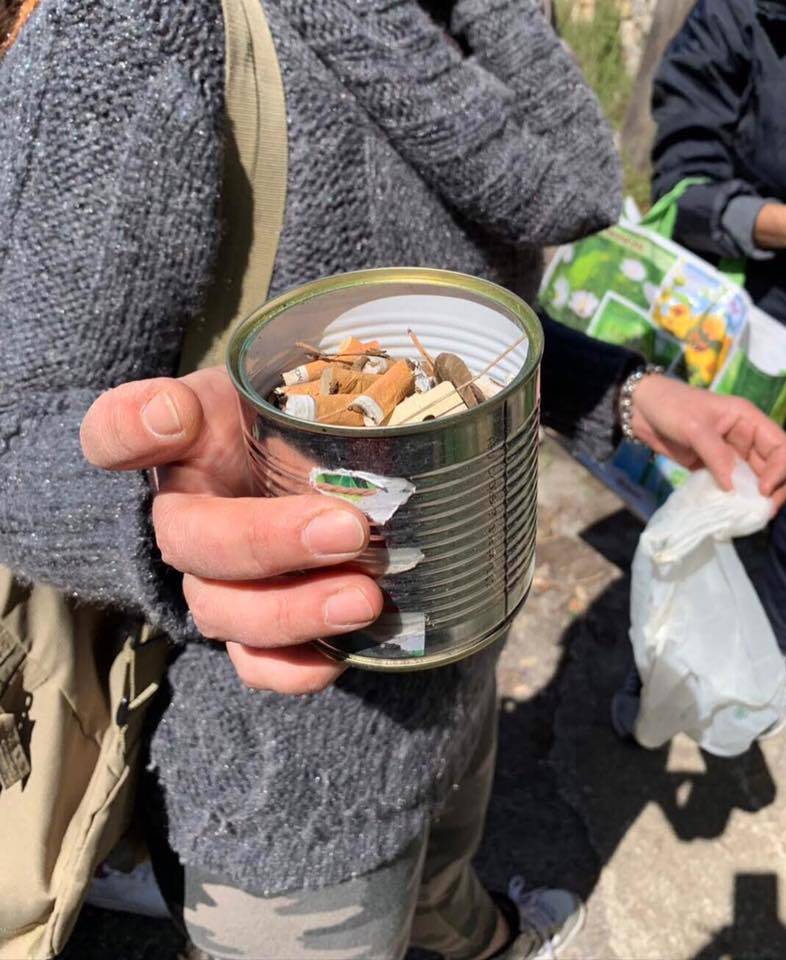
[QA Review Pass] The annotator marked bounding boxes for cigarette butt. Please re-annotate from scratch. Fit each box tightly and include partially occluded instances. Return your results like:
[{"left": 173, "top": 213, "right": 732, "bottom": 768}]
[
  {"left": 389, "top": 381, "right": 466, "bottom": 425},
  {"left": 434, "top": 353, "right": 479, "bottom": 408},
  {"left": 316, "top": 395, "right": 366, "bottom": 427},
  {"left": 320, "top": 367, "right": 380, "bottom": 395},
  {"left": 322, "top": 409, "right": 367, "bottom": 427},
  {"left": 284, "top": 395, "right": 318, "bottom": 420},
  {"left": 285, "top": 393, "right": 365, "bottom": 426},
  {"left": 348, "top": 359, "right": 414, "bottom": 425},
  {"left": 335, "top": 337, "right": 381, "bottom": 364},
  {"left": 282, "top": 359, "right": 332, "bottom": 386},
  {"left": 276, "top": 380, "right": 323, "bottom": 398},
  {"left": 350, "top": 395, "right": 386, "bottom": 426},
  {"left": 362, "top": 355, "right": 392, "bottom": 375}
]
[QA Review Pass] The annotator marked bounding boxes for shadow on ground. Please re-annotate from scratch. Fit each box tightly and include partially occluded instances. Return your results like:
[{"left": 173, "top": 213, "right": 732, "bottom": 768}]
[
  {"left": 60, "top": 508, "right": 781, "bottom": 959},
  {"left": 691, "top": 873, "right": 786, "bottom": 960},
  {"left": 473, "top": 509, "right": 780, "bottom": 959},
  {"left": 59, "top": 907, "right": 186, "bottom": 960}
]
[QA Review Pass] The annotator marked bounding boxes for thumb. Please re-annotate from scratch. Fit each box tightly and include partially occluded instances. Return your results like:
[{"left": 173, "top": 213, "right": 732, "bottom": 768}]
[
  {"left": 690, "top": 428, "right": 736, "bottom": 492},
  {"left": 81, "top": 378, "right": 204, "bottom": 470}
]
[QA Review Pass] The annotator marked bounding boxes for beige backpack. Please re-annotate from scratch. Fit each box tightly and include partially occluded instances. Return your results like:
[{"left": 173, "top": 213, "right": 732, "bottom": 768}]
[{"left": 0, "top": 0, "right": 287, "bottom": 955}]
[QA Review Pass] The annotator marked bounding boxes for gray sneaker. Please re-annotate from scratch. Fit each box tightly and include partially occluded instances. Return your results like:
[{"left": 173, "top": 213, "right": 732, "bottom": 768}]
[{"left": 501, "top": 876, "right": 586, "bottom": 959}]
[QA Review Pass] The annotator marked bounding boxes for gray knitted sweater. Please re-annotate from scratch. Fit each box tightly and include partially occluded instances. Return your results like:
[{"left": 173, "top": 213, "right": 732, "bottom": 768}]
[{"left": 0, "top": 0, "right": 626, "bottom": 893}]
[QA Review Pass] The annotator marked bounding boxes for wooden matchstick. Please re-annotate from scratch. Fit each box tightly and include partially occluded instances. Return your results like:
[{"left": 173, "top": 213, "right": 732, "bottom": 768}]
[
  {"left": 395, "top": 334, "right": 526, "bottom": 425},
  {"left": 407, "top": 328, "right": 435, "bottom": 376}
]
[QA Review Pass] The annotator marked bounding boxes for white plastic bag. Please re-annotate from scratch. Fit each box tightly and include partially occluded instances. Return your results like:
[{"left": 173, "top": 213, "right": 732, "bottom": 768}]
[{"left": 630, "top": 463, "right": 786, "bottom": 756}]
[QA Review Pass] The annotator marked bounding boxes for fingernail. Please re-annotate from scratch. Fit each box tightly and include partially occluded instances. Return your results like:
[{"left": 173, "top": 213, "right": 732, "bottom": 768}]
[
  {"left": 141, "top": 392, "right": 183, "bottom": 437},
  {"left": 304, "top": 510, "right": 366, "bottom": 558},
  {"left": 324, "top": 588, "right": 376, "bottom": 628}
]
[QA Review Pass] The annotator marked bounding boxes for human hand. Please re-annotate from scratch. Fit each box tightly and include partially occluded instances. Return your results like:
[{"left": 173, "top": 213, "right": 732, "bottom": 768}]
[
  {"left": 631, "top": 374, "right": 786, "bottom": 511},
  {"left": 754, "top": 202, "right": 786, "bottom": 250},
  {"left": 80, "top": 367, "right": 383, "bottom": 694}
]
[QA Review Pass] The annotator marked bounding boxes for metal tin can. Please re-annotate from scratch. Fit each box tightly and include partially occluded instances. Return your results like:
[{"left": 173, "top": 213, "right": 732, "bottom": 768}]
[{"left": 227, "top": 267, "right": 542, "bottom": 671}]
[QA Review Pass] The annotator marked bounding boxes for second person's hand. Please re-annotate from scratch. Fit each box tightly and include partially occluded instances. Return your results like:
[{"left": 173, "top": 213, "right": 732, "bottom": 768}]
[
  {"left": 631, "top": 374, "right": 786, "bottom": 510},
  {"left": 80, "top": 367, "right": 384, "bottom": 694}
]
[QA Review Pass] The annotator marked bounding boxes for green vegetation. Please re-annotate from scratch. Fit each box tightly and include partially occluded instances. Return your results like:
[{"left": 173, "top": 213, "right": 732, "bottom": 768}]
[
  {"left": 623, "top": 154, "right": 653, "bottom": 212},
  {"left": 555, "top": 0, "right": 632, "bottom": 128},
  {"left": 555, "top": 0, "right": 650, "bottom": 208}
]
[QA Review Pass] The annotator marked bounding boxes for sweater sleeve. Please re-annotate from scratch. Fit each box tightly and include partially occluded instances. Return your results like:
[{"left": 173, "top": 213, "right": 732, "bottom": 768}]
[
  {"left": 539, "top": 311, "right": 641, "bottom": 462},
  {"left": 0, "top": 392, "right": 193, "bottom": 638},
  {"left": 0, "top": 4, "right": 223, "bottom": 639},
  {"left": 651, "top": 0, "right": 762, "bottom": 260},
  {"left": 281, "top": 0, "right": 621, "bottom": 246},
  {"left": 450, "top": 0, "right": 621, "bottom": 227},
  {"left": 720, "top": 195, "right": 777, "bottom": 261}
]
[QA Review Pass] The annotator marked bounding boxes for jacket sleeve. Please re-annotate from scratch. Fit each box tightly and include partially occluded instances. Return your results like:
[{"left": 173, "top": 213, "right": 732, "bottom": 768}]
[
  {"left": 651, "top": 0, "right": 766, "bottom": 260},
  {"left": 0, "top": 29, "right": 223, "bottom": 640},
  {"left": 282, "top": 0, "right": 621, "bottom": 246},
  {"left": 539, "top": 312, "right": 641, "bottom": 462}
]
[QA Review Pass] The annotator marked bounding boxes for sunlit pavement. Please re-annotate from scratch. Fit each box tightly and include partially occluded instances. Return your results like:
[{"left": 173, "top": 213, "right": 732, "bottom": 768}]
[{"left": 61, "top": 438, "right": 786, "bottom": 960}]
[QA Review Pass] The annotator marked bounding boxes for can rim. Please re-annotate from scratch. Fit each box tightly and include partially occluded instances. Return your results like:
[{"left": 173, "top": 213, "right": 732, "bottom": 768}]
[{"left": 226, "top": 267, "right": 543, "bottom": 438}]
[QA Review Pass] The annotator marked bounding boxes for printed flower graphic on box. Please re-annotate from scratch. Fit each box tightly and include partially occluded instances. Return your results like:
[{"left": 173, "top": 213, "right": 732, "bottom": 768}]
[
  {"left": 539, "top": 225, "right": 749, "bottom": 393},
  {"left": 643, "top": 282, "right": 659, "bottom": 304},
  {"left": 727, "top": 292, "right": 746, "bottom": 329},
  {"left": 652, "top": 295, "right": 731, "bottom": 387},
  {"left": 684, "top": 344, "right": 719, "bottom": 387},
  {"left": 716, "top": 334, "right": 734, "bottom": 374},
  {"left": 621, "top": 259, "right": 647, "bottom": 282},
  {"left": 656, "top": 301, "right": 693, "bottom": 339},
  {"left": 701, "top": 314, "right": 726, "bottom": 341},
  {"left": 570, "top": 290, "right": 599, "bottom": 319},
  {"left": 552, "top": 276, "right": 570, "bottom": 308}
]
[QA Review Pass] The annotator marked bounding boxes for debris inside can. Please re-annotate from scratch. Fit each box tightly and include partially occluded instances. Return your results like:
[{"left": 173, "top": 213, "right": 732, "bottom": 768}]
[{"left": 268, "top": 332, "right": 525, "bottom": 427}]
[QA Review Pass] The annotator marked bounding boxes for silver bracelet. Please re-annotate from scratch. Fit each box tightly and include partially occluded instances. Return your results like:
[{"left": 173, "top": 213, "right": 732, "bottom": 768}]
[{"left": 618, "top": 364, "right": 664, "bottom": 443}]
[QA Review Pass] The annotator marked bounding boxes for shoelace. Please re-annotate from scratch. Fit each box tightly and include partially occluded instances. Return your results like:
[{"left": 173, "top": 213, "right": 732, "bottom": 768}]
[{"left": 508, "top": 876, "right": 558, "bottom": 960}]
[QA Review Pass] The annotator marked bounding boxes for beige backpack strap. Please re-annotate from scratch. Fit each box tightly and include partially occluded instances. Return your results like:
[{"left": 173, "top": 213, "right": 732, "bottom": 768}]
[{"left": 179, "top": 0, "right": 288, "bottom": 374}]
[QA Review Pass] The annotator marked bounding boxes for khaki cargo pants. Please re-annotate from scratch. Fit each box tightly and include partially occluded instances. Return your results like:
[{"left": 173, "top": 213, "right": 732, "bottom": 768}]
[{"left": 148, "top": 685, "right": 500, "bottom": 960}]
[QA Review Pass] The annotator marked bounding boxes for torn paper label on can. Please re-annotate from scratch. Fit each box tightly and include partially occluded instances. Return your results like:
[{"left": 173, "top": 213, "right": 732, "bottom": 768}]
[
  {"left": 353, "top": 547, "right": 424, "bottom": 577},
  {"left": 308, "top": 468, "right": 415, "bottom": 525},
  {"left": 352, "top": 612, "right": 426, "bottom": 658}
]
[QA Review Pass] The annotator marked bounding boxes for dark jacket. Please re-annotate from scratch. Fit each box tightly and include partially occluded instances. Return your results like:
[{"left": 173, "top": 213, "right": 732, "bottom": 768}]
[{"left": 652, "top": 0, "right": 786, "bottom": 323}]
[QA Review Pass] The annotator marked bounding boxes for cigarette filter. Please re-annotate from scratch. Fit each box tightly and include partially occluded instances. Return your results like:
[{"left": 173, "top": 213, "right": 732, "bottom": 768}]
[
  {"left": 349, "top": 359, "right": 414, "bottom": 425},
  {"left": 282, "top": 359, "right": 332, "bottom": 386},
  {"left": 283, "top": 339, "right": 379, "bottom": 387},
  {"left": 284, "top": 393, "right": 365, "bottom": 426},
  {"left": 362, "top": 355, "right": 392, "bottom": 375},
  {"left": 320, "top": 367, "right": 380, "bottom": 395},
  {"left": 275, "top": 380, "right": 323, "bottom": 398},
  {"left": 335, "top": 336, "right": 381, "bottom": 364}
]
